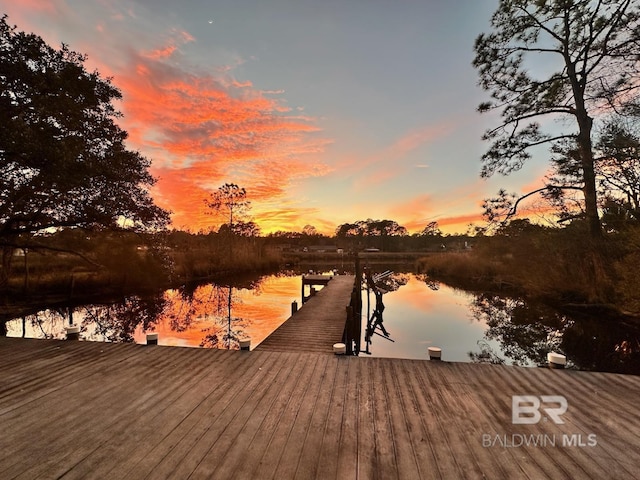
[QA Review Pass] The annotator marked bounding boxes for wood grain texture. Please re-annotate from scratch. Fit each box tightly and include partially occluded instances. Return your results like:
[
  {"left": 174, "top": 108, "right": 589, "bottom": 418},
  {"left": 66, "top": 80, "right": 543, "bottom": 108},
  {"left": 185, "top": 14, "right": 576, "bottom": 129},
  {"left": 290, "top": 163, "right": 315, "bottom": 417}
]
[{"left": 1, "top": 337, "right": 639, "bottom": 479}]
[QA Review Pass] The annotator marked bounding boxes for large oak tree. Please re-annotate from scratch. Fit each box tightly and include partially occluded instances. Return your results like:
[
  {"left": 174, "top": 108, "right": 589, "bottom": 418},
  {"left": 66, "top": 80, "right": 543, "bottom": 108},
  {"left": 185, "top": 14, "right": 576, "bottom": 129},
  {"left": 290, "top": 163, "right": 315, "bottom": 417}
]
[
  {"left": 0, "top": 16, "right": 169, "bottom": 282},
  {"left": 474, "top": 0, "right": 640, "bottom": 238}
]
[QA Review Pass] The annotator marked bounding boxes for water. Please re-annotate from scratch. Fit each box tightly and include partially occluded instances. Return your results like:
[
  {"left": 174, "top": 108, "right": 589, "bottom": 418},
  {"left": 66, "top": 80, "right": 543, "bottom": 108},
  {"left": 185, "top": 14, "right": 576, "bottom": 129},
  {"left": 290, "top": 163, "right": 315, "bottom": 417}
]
[
  {"left": 5, "top": 271, "right": 640, "bottom": 374},
  {"left": 360, "top": 274, "right": 503, "bottom": 362}
]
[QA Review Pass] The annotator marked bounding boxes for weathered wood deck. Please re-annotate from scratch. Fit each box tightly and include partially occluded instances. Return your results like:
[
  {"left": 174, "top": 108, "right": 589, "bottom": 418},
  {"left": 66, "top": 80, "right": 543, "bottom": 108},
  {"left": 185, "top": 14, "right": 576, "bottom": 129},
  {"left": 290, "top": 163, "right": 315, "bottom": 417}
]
[
  {"left": 255, "top": 275, "right": 354, "bottom": 354},
  {"left": 1, "top": 337, "right": 639, "bottom": 479}
]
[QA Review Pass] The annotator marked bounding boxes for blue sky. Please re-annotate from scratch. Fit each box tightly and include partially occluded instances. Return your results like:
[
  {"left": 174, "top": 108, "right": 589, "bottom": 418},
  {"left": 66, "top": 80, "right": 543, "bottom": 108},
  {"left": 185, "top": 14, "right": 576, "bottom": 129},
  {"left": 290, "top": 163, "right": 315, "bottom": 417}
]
[{"left": 5, "top": 0, "right": 553, "bottom": 234}]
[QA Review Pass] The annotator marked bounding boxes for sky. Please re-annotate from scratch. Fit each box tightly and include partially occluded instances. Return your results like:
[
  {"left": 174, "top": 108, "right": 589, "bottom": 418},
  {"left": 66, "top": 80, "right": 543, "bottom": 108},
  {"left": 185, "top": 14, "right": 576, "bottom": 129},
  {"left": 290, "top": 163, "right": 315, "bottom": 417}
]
[{"left": 4, "top": 0, "right": 554, "bottom": 235}]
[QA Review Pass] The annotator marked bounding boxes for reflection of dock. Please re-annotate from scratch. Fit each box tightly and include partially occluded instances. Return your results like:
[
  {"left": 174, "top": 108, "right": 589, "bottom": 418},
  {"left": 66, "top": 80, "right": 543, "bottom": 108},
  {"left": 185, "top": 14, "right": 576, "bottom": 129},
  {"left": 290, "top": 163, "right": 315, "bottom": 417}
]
[
  {"left": 256, "top": 274, "right": 355, "bottom": 354},
  {"left": 1, "top": 337, "right": 639, "bottom": 478}
]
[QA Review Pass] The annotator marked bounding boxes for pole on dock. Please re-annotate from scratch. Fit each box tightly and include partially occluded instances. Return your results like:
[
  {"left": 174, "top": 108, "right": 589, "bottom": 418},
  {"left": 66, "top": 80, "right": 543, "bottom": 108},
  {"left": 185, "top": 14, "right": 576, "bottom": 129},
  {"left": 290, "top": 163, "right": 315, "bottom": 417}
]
[
  {"left": 146, "top": 333, "right": 159, "bottom": 345},
  {"left": 65, "top": 325, "right": 80, "bottom": 341},
  {"left": 333, "top": 343, "right": 346, "bottom": 355},
  {"left": 291, "top": 300, "right": 298, "bottom": 315},
  {"left": 547, "top": 352, "right": 566, "bottom": 369},
  {"left": 239, "top": 338, "right": 251, "bottom": 351},
  {"left": 428, "top": 347, "right": 442, "bottom": 361}
]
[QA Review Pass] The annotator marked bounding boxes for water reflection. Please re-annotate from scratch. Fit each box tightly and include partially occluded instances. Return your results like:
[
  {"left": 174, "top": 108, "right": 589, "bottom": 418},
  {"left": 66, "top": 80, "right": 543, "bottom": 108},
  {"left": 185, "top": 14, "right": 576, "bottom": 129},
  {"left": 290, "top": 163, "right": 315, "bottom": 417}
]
[
  {"left": 159, "top": 284, "right": 246, "bottom": 349},
  {"left": 466, "top": 292, "right": 640, "bottom": 374},
  {"left": 356, "top": 272, "right": 640, "bottom": 374},
  {"left": 4, "top": 270, "right": 640, "bottom": 374},
  {"left": 5, "top": 273, "right": 300, "bottom": 349},
  {"left": 361, "top": 273, "right": 502, "bottom": 362},
  {"left": 142, "top": 274, "right": 299, "bottom": 348},
  {"left": 467, "top": 294, "right": 564, "bottom": 367}
]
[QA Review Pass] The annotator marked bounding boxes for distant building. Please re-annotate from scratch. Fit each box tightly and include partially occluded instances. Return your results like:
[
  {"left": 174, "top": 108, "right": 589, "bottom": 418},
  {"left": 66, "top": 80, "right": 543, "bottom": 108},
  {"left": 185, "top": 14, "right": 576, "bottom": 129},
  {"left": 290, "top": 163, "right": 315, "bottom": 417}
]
[{"left": 308, "top": 245, "right": 338, "bottom": 253}]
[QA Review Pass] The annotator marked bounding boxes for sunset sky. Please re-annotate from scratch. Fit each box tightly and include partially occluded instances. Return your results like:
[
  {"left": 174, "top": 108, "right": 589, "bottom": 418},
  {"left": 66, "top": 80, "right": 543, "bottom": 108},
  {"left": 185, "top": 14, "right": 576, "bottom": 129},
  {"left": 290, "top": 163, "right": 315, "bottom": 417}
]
[{"left": 5, "top": 0, "right": 554, "bottom": 234}]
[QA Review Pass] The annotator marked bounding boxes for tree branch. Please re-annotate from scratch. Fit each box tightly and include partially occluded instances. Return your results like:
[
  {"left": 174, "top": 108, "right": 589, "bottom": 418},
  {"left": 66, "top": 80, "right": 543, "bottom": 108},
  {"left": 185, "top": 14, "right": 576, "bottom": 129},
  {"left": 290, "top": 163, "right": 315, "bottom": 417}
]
[{"left": 508, "top": 185, "right": 584, "bottom": 218}]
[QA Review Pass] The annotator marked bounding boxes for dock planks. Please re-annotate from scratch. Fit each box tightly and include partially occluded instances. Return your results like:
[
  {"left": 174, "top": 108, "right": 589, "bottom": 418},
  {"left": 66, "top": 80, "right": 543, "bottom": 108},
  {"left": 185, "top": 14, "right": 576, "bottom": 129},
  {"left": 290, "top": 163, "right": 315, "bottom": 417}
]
[
  {"left": 1, "top": 337, "right": 639, "bottom": 479},
  {"left": 255, "top": 274, "right": 355, "bottom": 354}
]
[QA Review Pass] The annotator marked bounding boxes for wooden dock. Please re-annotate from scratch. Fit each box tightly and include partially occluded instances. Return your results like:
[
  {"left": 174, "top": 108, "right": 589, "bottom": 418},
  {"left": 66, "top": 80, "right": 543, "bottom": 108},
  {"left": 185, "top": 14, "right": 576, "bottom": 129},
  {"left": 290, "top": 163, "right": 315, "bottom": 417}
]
[
  {"left": 1, "top": 337, "right": 639, "bottom": 479},
  {"left": 301, "top": 274, "right": 335, "bottom": 303},
  {"left": 255, "top": 275, "right": 355, "bottom": 354}
]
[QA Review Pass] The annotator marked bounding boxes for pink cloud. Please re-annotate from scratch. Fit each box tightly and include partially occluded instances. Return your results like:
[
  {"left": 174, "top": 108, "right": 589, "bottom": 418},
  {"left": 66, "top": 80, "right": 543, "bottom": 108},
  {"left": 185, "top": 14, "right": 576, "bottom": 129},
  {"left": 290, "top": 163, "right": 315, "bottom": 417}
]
[
  {"left": 109, "top": 49, "right": 332, "bottom": 230},
  {"left": 144, "top": 45, "right": 178, "bottom": 60},
  {"left": 4, "top": 2, "right": 333, "bottom": 233}
]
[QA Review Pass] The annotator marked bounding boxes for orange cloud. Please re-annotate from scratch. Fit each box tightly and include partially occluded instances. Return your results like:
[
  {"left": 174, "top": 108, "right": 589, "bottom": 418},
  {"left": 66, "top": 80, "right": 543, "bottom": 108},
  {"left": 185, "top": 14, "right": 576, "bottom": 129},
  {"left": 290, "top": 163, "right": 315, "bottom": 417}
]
[
  {"left": 438, "top": 212, "right": 484, "bottom": 229},
  {"left": 108, "top": 47, "right": 331, "bottom": 230},
  {"left": 144, "top": 45, "right": 177, "bottom": 60},
  {"left": 4, "top": 3, "right": 332, "bottom": 233}
]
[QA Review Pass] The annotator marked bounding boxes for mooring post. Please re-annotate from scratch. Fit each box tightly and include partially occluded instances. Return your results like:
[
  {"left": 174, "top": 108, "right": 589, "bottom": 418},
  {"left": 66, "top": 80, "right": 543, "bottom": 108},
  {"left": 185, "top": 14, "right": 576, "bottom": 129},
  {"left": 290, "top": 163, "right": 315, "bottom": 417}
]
[
  {"left": 547, "top": 352, "right": 566, "bottom": 369},
  {"left": 239, "top": 338, "right": 251, "bottom": 351},
  {"left": 65, "top": 325, "right": 80, "bottom": 341},
  {"left": 291, "top": 300, "right": 298, "bottom": 315},
  {"left": 428, "top": 347, "right": 442, "bottom": 360},
  {"left": 146, "top": 333, "right": 159, "bottom": 345}
]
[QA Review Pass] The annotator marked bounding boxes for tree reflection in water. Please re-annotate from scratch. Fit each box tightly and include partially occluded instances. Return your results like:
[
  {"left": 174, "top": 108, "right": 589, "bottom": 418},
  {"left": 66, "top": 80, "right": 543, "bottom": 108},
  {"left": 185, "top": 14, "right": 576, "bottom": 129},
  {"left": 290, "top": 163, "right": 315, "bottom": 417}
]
[
  {"left": 468, "top": 292, "right": 640, "bottom": 374},
  {"left": 20, "top": 309, "right": 69, "bottom": 340},
  {"left": 8, "top": 271, "right": 640, "bottom": 373},
  {"left": 83, "top": 294, "right": 166, "bottom": 342},
  {"left": 15, "top": 294, "right": 167, "bottom": 342},
  {"left": 197, "top": 285, "right": 248, "bottom": 349},
  {"left": 11, "top": 279, "right": 256, "bottom": 348},
  {"left": 156, "top": 280, "right": 255, "bottom": 349},
  {"left": 468, "top": 294, "right": 565, "bottom": 367}
]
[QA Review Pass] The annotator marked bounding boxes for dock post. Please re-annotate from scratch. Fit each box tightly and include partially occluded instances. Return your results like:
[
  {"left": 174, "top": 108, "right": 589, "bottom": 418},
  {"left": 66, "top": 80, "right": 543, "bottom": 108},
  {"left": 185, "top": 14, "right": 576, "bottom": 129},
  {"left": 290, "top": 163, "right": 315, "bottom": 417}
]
[
  {"left": 291, "top": 300, "right": 298, "bottom": 315},
  {"left": 428, "top": 347, "right": 442, "bottom": 360},
  {"left": 65, "top": 325, "right": 80, "bottom": 341},
  {"left": 146, "top": 333, "right": 159, "bottom": 345},
  {"left": 333, "top": 343, "right": 346, "bottom": 355},
  {"left": 547, "top": 352, "right": 566, "bottom": 369},
  {"left": 239, "top": 338, "right": 251, "bottom": 351}
]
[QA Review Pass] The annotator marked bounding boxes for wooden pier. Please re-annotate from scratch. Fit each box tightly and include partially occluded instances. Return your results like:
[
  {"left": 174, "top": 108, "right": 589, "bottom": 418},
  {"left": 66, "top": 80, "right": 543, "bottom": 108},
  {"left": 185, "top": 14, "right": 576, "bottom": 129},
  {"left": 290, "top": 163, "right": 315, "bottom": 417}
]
[
  {"left": 1, "top": 337, "right": 639, "bottom": 479},
  {"left": 255, "top": 274, "right": 355, "bottom": 354},
  {"left": 301, "top": 274, "right": 335, "bottom": 304}
]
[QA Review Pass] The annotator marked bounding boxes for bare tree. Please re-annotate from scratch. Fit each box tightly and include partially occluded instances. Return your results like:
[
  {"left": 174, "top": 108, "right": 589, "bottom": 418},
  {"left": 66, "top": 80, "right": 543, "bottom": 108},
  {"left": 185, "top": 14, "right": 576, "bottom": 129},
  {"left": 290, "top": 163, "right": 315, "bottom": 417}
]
[{"left": 204, "top": 183, "right": 250, "bottom": 233}]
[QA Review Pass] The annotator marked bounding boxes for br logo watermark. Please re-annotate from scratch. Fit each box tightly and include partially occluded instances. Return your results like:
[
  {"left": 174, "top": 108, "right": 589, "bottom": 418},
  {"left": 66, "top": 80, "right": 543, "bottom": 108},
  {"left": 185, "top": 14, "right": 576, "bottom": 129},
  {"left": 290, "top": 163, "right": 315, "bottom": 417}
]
[
  {"left": 512, "top": 395, "right": 567, "bottom": 424},
  {"left": 481, "top": 395, "right": 597, "bottom": 448}
]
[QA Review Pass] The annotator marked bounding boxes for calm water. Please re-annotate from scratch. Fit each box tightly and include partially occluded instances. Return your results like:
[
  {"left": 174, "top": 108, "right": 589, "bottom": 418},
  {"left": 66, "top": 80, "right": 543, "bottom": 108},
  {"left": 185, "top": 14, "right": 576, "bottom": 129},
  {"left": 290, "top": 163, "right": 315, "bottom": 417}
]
[{"left": 5, "top": 271, "right": 640, "bottom": 373}]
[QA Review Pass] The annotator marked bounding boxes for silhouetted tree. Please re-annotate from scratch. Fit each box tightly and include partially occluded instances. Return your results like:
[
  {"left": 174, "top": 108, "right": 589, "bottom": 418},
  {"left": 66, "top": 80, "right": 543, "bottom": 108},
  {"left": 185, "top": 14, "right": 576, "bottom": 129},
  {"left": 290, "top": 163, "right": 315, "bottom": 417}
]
[
  {"left": 335, "top": 219, "right": 407, "bottom": 250},
  {"left": 420, "top": 221, "right": 442, "bottom": 237},
  {"left": 474, "top": 0, "right": 640, "bottom": 238},
  {"left": 0, "top": 16, "right": 169, "bottom": 285},
  {"left": 596, "top": 120, "right": 640, "bottom": 222},
  {"left": 204, "top": 183, "right": 250, "bottom": 232},
  {"left": 302, "top": 224, "right": 318, "bottom": 237}
]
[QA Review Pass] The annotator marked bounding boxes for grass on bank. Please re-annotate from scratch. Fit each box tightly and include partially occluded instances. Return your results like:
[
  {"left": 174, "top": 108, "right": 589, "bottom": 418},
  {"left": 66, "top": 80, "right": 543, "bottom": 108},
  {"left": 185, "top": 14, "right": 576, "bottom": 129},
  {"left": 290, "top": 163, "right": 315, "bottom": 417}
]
[{"left": 416, "top": 225, "right": 640, "bottom": 317}]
